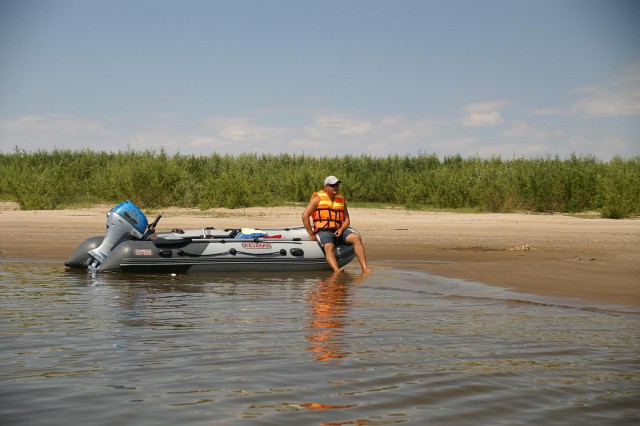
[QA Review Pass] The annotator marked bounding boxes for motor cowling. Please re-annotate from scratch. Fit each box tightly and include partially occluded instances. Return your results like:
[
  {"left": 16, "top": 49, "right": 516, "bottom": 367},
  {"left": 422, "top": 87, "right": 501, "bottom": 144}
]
[{"left": 87, "top": 201, "right": 148, "bottom": 269}]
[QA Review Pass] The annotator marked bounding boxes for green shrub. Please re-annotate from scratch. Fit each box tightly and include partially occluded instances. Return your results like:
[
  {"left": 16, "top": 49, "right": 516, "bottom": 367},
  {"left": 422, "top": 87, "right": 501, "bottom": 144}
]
[{"left": 1, "top": 148, "right": 638, "bottom": 218}]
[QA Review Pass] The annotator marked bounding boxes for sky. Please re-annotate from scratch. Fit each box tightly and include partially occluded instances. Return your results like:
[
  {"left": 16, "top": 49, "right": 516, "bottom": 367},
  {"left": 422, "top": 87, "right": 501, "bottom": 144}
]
[{"left": 1, "top": 0, "right": 639, "bottom": 160}]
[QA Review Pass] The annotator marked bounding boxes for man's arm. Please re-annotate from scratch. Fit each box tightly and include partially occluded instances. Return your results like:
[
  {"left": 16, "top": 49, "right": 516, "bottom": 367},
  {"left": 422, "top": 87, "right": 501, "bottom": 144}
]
[
  {"left": 301, "top": 196, "right": 321, "bottom": 240},
  {"left": 336, "top": 204, "right": 351, "bottom": 236}
]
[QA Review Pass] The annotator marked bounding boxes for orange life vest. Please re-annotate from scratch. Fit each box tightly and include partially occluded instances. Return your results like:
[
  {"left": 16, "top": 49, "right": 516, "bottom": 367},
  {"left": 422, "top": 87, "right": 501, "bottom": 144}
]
[{"left": 311, "top": 190, "right": 346, "bottom": 231}]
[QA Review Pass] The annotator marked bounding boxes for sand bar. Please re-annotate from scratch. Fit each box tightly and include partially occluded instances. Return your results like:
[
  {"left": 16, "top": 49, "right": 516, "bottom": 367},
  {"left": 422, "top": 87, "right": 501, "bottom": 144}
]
[{"left": 1, "top": 202, "right": 638, "bottom": 306}]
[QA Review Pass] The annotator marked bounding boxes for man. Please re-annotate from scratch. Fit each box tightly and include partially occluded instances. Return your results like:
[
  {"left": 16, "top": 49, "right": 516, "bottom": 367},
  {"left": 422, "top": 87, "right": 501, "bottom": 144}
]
[{"left": 302, "top": 176, "right": 371, "bottom": 274}]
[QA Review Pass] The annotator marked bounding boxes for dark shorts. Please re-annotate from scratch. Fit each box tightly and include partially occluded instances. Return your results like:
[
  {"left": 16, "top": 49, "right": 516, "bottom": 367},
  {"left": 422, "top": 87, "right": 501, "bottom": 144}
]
[{"left": 315, "top": 228, "right": 357, "bottom": 249}]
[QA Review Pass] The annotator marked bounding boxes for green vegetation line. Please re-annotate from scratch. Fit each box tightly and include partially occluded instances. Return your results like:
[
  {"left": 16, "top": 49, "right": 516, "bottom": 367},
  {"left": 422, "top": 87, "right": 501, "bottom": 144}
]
[{"left": 1, "top": 148, "right": 638, "bottom": 218}]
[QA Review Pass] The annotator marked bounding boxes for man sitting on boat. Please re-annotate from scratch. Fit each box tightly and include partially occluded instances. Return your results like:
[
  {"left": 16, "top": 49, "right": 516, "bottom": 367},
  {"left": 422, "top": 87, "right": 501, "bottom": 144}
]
[{"left": 302, "top": 176, "right": 371, "bottom": 274}]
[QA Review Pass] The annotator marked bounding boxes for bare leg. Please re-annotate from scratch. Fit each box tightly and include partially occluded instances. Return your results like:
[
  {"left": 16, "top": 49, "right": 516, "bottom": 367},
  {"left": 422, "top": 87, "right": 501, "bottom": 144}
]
[
  {"left": 345, "top": 233, "right": 371, "bottom": 273},
  {"left": 323, "top": 243, "right": 344, "bottom": 273}
]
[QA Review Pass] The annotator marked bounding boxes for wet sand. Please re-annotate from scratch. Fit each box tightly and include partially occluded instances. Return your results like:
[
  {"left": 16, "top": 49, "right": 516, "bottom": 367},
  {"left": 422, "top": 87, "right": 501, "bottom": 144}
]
[{"left": 1, "top": 202, "right": 638, "bottom": 306}]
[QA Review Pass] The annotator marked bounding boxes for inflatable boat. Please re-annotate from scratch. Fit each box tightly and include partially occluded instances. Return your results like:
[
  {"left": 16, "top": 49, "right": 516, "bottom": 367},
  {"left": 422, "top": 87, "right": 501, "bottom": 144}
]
[{"left": 65, "top": 201, "right": 357, "bottom": 273}]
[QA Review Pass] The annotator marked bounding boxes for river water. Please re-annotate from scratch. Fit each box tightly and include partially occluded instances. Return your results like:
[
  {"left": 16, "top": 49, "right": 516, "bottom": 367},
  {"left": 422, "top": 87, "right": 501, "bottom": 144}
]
[{"left": 1, "top": 260, "right": 638, "bottom": 425}]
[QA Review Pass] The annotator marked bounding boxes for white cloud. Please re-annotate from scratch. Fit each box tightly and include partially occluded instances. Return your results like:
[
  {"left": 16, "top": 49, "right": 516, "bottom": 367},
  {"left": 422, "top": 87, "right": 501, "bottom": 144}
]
[
  {"left": 186, "top": 116, "right": 298, "bottom": 153},
  {"left": 563, "top": 135, "right": 632, "bottom": 160},
  {"left": 438, "top": 136, "right": 477, "bottom": 152},
  {"left": 499, "top": 121, "right": 564, "bottom": 141},
  {"left": 571, "top": 97, "right": 640, "bottom": 118},
  {"left": 461, "top": 111, "right": 505, "bottom": 127},
  {"left": 380, "top": 114, "right": 404, "bottom": 126},
  {"left": 463, "top": 100, "right": 510, "bottom": 113},
  {"left": 378, "top": 114, "right": 436, "bottom": 144},
  {"left": 190, "top": 137, "right": 220, "bottom": 148},
  {"left": 303, "top": 114, "right": 373, "bottom": 139},
  {"left": 3, "top": 98, "right": 636, "bottom": 160},
  {"left": 460, "top": 100, "right": 509, "bottom": 127},
  {"left": 290, "top": 138, "right": 319, "bottom": 150},
  {"left": 530, "top": 107, "right": 562, "bottom": 115},
  {"left": 199, "top": 116, "right": 295, "bottom": 142},
  {"left": 0, "top": 114, "right": 119, "bottom": 152},
  {"left": 570, "top": 62, "right": 640, "bottom": 118}
]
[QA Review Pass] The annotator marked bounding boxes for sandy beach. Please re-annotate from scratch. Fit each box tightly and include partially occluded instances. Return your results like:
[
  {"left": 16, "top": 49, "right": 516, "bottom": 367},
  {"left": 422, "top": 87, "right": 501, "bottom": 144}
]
[{"left": 1, "top": 202, "right": 638, "bottom": 306}]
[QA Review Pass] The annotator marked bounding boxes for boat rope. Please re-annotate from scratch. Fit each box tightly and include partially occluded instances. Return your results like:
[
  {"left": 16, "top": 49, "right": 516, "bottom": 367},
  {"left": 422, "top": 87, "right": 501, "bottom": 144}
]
[{"left": 176, "top": 248, "right": 288, "bottom": 257}]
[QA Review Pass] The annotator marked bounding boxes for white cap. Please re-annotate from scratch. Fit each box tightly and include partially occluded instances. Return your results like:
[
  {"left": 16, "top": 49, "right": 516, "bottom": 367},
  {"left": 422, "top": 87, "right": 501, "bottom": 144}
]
[{"left": 324, "top": 176, "right": 341, "bottom": 185}]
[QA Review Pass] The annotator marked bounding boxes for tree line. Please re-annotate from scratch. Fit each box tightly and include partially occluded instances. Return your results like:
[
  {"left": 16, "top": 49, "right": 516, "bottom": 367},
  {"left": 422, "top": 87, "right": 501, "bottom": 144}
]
[{"left": 1, "top": 148, "right": 638, "bottom": 218}]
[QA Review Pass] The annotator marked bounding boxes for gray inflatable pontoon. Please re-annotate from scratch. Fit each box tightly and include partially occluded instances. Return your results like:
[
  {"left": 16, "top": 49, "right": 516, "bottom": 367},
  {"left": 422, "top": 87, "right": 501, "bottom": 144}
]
[{"left": 65, "top": 201, "right": 356, "bottom": 273}]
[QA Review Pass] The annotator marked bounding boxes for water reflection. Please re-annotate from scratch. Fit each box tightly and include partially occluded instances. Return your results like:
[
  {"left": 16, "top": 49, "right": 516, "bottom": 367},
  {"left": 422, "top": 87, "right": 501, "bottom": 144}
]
[
  {"left": 3, "top": 261, "right": 640, "bottom": 425},
  {"left": 304, "top": 272, "right": 368, "bottom": 363},
  {"left": 73, "top": 267, "right": 375, "bottom": 364},
  {"left": 67, "top": 269, "right": 337, "bottom": 332}
]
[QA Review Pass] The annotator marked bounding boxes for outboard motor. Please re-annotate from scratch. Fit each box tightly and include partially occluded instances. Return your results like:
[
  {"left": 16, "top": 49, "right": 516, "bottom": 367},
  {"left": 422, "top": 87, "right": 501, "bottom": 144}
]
[{"left": 87, "top": 201, "right": 150, "bottom": 270}]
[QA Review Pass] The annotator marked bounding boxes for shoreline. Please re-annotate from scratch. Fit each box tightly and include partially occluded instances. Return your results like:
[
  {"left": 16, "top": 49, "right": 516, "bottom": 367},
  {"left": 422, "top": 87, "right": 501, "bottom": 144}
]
[{"left": 1, "top": 203, "right": 638, "bottom": 306}]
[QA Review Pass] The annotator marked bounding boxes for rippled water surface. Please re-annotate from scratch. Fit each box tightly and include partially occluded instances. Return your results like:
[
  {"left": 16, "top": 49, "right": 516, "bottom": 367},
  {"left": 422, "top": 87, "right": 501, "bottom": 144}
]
[{"left": 1, "top": 261, "right": 638, "bottom": 425}]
